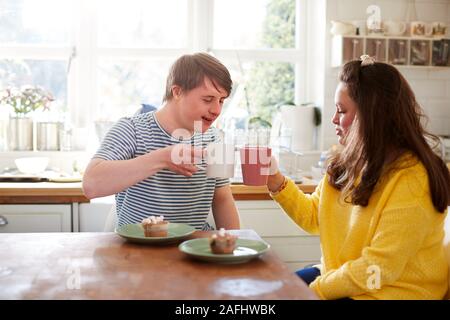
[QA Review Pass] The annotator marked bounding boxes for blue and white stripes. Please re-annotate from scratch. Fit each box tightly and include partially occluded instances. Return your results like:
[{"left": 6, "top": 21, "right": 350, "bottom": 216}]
[{"left": 94, "top": 111, "right": 228, "bottom": 230}]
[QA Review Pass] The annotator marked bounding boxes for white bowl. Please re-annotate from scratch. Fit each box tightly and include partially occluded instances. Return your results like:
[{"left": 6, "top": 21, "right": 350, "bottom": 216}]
[{"left": 15, "top": 157, "right": 49, "bottom": 175}]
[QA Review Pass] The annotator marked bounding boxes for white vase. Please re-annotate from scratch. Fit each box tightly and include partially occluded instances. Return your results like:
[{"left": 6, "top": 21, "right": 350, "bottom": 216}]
[
  {"left": 9, "top": 116, "right": 33, "bottom": 151},
  {"left": 0, "top": 118, "right": 7, "bottom": 151},
  {"left": 36, "top": 121, "right": 61, "bottom": 151}
]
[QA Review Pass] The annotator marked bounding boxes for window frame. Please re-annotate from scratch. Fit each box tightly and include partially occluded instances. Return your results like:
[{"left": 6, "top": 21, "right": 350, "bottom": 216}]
[{"left": 0, "top": 0, "right": 308, "bottom": 129}]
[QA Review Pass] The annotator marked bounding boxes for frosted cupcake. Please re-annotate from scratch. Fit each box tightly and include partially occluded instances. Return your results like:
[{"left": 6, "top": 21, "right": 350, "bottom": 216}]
[
  {"left": 141, "top": 215, "right": 169, "bottom": 237},
  {"left": 209, "top": 228, "right": 237, "bottom": 254}
]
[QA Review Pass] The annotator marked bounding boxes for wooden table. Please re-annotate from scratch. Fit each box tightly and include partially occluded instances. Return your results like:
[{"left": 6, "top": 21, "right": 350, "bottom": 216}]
[{"left": 0, "top": 231, "right": 318, "bottom": 300}]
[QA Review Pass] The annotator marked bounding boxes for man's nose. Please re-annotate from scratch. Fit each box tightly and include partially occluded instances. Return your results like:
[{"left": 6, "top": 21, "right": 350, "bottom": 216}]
[{"left": 210, "top": 101, "right": 221, "bottom": 116}]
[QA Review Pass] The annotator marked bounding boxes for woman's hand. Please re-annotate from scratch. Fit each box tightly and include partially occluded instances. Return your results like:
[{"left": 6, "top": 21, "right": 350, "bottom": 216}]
[{"left": 267, "top": 155, "right": 286, "bottom": 193}]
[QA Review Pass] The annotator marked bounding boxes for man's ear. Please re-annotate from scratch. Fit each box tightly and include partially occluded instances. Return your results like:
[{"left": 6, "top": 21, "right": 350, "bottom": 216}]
[{"left": 172, "top": 85, "right": 182, "bottom": 100}]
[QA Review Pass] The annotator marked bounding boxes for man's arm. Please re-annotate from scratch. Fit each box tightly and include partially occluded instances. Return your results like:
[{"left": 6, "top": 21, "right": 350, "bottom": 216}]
[
  {"left": 82, "top": 145, "right": 201, "bottom": 199},
  {"left": 211, "top": 185, "right": 240, "bottom": 229},
  {"left": 83, "top": 150, "right": 164, "bottom": 199}
]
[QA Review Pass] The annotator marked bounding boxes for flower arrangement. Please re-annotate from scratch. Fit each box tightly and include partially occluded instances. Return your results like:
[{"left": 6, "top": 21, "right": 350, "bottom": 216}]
[{"left": 0, "top": 85, "right": 54, "bottom": 116}]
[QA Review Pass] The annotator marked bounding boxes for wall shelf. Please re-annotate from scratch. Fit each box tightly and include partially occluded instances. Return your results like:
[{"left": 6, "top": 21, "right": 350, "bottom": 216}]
[{"left": 332, "top": 35, "right": 450, "bottom": 68}]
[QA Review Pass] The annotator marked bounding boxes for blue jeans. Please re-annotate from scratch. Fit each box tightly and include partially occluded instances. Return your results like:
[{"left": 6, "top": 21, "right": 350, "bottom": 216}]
[
  {"left": 296, "top": 267, "right": 352, "bottom": 300},
  {"left": 296, "top": 267, "right": 321, "bottom": 285}
]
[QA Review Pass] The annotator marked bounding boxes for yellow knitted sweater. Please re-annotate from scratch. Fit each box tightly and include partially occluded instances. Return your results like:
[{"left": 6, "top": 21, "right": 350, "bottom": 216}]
[{"left": 272, "top": 155, "right": 448, "bottom": 300}]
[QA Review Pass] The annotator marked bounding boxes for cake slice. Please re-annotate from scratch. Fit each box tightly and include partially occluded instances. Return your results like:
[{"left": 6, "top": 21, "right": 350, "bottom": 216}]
[
  {"left": 209, "top": 228, "right": 237, "bottom": 254},
  {"left": 141, "top": 215, "right": 169, "bottom": 237}
]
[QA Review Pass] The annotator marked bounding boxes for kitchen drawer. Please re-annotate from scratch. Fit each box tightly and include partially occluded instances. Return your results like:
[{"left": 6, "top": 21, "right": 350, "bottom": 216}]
[
  {"left": 235, "top": 201, "right": 321, "bottom": 268},
  {"left": 263, "top": 236, "right": 322, "bottom": 262},
  {"left": 0, "top": 204, "right": 71, "bottom": 233},
  {"left": 236, "top": 200, "right": 312, "bottom": 237}
]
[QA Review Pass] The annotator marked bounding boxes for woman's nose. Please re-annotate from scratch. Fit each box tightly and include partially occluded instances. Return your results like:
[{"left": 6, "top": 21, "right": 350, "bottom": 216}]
[{"left": 331, "top": 111, "right": 339, "bottom": 125}]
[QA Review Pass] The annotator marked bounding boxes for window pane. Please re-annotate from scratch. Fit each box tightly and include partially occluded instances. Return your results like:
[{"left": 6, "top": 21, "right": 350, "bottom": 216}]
[
  {"left": 97, "top": 0, "right": 187, "bottom": 48},
  {"left": 213, "top": 0, "right": 296, "bottom": 49},
  {"left": 219, "top": 60, "right": 294, "bottom": 128},
  {"left": 97, "top": 60, "right": 172, "bottom": 120},
  {"left": 0, "top": 59, "right": 67, "bottom": 111},
  {"left": 0, "top": 0, "right": 72, "bottom": 45}
]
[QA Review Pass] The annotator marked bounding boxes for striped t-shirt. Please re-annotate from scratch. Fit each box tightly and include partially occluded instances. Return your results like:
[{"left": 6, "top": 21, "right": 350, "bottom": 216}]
[{"left": 94, "top": 111, "right": 229, "bottom": 230}]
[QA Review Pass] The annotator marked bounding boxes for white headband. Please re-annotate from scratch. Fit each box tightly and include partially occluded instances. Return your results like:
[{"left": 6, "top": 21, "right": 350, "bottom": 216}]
[{"left": 360, "top": 54, "right": 375, "bottom": 67}]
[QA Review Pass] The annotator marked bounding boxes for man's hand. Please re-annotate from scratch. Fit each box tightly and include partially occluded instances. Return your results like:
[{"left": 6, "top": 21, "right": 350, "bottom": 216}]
[{"left": 158, "top": 144, "right": 204, "bottom": 177}]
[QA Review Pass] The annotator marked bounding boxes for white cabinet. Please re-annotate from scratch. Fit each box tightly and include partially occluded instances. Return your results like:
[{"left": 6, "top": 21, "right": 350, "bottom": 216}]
[
  {"left": 0, "top": 204, "right": 71, "bottom": 232},
  {"left": 79, "top": 201, "right": 113, "bottom": 232},
  {"left": 236, "top": 201, "right": 321, "bottom": 272},
  {"left": 78, "top": 196, "right": 115, "bottom": 232}
]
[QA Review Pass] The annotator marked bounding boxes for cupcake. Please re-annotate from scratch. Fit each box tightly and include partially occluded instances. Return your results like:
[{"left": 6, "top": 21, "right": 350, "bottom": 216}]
[
  {"left": 141, "top": 215, "right": 169, "bottom": 237},
  {"left": 209, "top": 228, "right": 237, "bottom": 254}
]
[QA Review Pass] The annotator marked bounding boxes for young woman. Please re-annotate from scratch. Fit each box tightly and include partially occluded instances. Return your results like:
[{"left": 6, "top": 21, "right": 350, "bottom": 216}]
[{"left": 268, "top": 55, "right": 450, "bottom": 300}]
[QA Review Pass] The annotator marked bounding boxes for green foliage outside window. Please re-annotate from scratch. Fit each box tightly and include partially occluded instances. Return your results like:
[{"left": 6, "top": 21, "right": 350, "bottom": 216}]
[{"left": 246, "top": 0, "right": 295, "bottom": 124}]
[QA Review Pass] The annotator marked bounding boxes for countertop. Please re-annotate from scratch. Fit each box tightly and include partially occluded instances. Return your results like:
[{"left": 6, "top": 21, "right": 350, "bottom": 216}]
[
  {"left": 0, "top": 179, "right": 318, "bottom": 204},
  {"left": 0, "top": 231, "right": 318, "bottom": 300},
  {"left": 0, "top": 182, "right": 88, "bottom": 204}
]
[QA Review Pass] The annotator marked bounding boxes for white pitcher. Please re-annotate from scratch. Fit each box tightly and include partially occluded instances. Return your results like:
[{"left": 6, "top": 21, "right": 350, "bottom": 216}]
[
  {"left": 330, "top": 21, "right": 356, "bottom": 36},
  {"left": 384, "top": 21, "right": 407, "bottom": 36}
]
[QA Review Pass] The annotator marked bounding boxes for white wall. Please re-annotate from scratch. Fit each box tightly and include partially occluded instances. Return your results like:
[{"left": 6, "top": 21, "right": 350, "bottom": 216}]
[{"left": 321, "top": 0, "right": 450, "bottom": 150}]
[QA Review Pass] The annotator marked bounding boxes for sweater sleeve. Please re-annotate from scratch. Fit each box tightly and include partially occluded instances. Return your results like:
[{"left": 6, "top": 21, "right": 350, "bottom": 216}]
[
  {"left": 310, "top": 205, "right": 431, "bottom": 300},
  {"left": 271, "top": 177, "right": 324, "bottom": 235}
]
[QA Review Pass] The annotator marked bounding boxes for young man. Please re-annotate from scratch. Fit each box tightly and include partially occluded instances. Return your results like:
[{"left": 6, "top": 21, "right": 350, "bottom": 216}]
[{"left": 83, "top": 53, "right": 240, "bottom": 230}]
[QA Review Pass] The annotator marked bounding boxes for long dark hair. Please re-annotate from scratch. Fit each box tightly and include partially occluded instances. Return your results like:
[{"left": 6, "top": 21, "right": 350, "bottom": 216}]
[{"left": 327, "top": 60, "right": 450, "bottom": 212}]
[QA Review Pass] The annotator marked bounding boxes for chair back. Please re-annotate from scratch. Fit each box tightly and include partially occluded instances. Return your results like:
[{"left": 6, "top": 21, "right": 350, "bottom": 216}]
[
  {"left": 103, "top": 203, "right": 117, "bottom": 232},
  {"left": 444, "top": 208, "right": 450, "bottom": 299}
]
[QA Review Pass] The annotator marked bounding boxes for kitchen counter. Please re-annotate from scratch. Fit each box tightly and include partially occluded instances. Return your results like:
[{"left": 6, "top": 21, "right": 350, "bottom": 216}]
[
  {"left": 0, "top": 231, "right": 318, "bottom": 299},
  {"left": 0, "top": 179, "right": 318, "bottom": 203},
  {"left": 0, "top": 182, "right": 88, "bottom": 204}
]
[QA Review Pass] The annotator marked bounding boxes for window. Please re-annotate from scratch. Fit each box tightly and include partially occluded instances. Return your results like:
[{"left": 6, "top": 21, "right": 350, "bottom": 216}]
[
  {"left": 0, "top": 0, "right": 73, "bottom": 119},
  {"left": 213, "top": 0, "right": 296, "bottom": 49},
  {"left": 0, "top": 0, "right": 306, "bottom": 142},
  {"left": 212, "top": 0, "right": 303, "bottom": 129},
  {"left": 0, "top": 59, "right": 67, "bottom": 108},
  {"left": 95, "top": 0, "right": 190, "bottom": 122},
  {"left": 0, "top": 0, "right": 72, "bottom": 45},
  {"left": 97, "top": 59, "right": 171, "bottom": 119},
  {"left": 97, "top": 0, "right": 188, "bottom": 48}
]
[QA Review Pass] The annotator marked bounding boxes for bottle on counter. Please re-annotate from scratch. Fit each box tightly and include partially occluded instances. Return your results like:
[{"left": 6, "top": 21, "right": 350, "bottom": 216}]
[{"left": 310, "top": 145, "right": 339, "bottom": 181}]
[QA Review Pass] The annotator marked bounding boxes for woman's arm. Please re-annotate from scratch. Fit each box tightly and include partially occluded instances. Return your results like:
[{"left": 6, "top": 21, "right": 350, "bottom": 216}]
[{"left": 267, "top": 158, "right": 322, "bottom": 234}]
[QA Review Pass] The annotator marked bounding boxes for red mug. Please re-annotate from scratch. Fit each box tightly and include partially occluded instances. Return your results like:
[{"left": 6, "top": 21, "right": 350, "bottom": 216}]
[{"left": 239, "top": 146, "right": 272, "bottom": 186}]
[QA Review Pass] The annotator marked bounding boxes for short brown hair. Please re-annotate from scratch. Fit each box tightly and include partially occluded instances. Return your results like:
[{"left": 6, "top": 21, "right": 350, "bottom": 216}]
[{"left": 163, "top": 52, "right": 232, "bottom": 102}]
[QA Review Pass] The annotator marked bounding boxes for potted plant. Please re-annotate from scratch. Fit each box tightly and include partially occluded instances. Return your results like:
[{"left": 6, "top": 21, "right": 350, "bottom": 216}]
[{"left": 0, "top": 86, "right": 54, "bottom": 150}]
